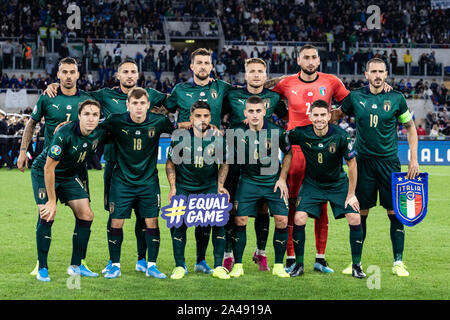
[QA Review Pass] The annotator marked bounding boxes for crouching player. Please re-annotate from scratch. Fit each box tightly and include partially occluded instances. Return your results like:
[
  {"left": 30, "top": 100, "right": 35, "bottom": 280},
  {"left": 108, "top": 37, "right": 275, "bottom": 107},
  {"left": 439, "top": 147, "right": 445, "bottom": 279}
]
[
  {"left": 229, "top": 96, "right": 293, "bottom": 278},
  {"left": 166, "top": 101, "right": 230, "bottom": 280},
  {"left": 286, "top": 100, "right": 365, "bottom": 278},
  {"left": 100, "top": 87, "right": 174, "bottom": 279},
  {"left": 31, "top": 100, "right": 106, "bottom": 282}
]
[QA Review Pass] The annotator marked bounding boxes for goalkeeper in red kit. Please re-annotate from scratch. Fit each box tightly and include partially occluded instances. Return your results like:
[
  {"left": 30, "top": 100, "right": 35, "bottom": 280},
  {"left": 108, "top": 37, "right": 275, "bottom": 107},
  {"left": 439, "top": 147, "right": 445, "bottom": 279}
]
[
  {"left": 268, "top": 44, "right": 391, "bottom": 272},
  {"left": 269, "top": 44, "right": 349, "bottom": 272}
]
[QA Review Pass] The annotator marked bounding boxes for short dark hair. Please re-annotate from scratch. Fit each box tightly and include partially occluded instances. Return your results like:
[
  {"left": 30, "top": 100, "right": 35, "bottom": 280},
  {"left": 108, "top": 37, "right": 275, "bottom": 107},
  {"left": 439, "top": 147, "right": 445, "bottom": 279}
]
[
  {"left": 245, "top": 57, "right": 267, "bottom": 70},
  {"left": 245, "top": 95, "right": 264, "bottom": 108},
  {"left": 78, "top": 99, "right": 101, "bottom": 115},
  {"left": 191, "top": 48, "right": 212, "bottom": 63},
  {"left": 299, "top": 44, "right": 318, "bottom": 55},
  {"left": 118, "top": 58, "right": 138, "bottom": 70},
  {"left": 127, "top": 87, "right": 149, "bottom": 102},
  {"left": 58, "top": 57, "right": 77, "bottom": 68},
  {"left": 310, "top": 99, "right": 330, "bottom": 112},
  {"left": 190, "top": 100, "right": 211, "bottom": 114},
  {"left": 366, "top": 58, "right": 387, "bottom": 71}
]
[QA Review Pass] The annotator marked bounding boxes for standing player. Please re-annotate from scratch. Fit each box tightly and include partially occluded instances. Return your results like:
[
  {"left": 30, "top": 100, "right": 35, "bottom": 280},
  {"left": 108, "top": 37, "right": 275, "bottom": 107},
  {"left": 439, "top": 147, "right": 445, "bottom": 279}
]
[
  {"left": 44, "top": 59, "right": 167, "bottom": 275},
  {"left": 287, "top": 100, "right": 365, "bottom": 278},
  {"left": 166, "top": 101, "right": 230, "bottom": 280},
  {"left": 17, "top": 57, "right": 94, "bottom": 275},
  {"left": 229, "top": 96, "right": 293, "bottom": 278},
  {"left": 335, "top": 58, "right": 419, "bottom": 276},
  {"left": 99, "top": 88, "right": 174, "bottom": 279},
  {"left": 165, "top": 48, "right": 233, "bottom": 271},
  {"left": 31, "top": 100, "right": 106, "bottom": 281},
  {"left": 221, "top": 57, "right": 288, "bottom": 272}
]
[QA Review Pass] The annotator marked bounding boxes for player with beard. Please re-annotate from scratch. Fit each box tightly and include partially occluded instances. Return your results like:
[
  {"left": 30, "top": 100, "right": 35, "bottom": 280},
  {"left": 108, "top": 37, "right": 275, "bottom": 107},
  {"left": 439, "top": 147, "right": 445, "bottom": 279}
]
[
  {"left": 43, "top": 59, "right": 167, "bottom": 275},
  {"left": 17, "top": 57, "right": 95, "bottom": 277},
  {"left": 334, "top": 58, "right": 419, "bottom": 277},
  {"left": 268, "top": 45, "right": 350, "bottom": 273},
  {"left": 165, "top": 48, "right": 233, "bottom": 274}
]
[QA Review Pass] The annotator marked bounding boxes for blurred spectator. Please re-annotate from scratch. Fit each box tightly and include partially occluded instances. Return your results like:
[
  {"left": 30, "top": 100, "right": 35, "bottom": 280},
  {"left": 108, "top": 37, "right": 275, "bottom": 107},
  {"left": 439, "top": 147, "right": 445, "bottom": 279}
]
[{"left": 416, "top": 124, "right": 427, "bottom": 136}]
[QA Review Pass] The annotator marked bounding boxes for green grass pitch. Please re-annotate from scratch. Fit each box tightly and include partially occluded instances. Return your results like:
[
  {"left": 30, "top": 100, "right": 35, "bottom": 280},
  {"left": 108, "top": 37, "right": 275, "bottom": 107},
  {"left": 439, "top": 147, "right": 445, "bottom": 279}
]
[{"left": 0, "top": 165, "right": 449, "bottom": 300}]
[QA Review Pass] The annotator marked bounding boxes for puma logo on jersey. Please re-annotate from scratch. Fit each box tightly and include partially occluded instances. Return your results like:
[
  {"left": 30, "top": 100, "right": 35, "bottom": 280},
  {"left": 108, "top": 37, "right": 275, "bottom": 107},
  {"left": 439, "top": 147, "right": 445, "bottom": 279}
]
[
  {"left": 305, "top": 142, "right": 312, "bottom": 148},
  {"left": 186, "top": 93, "right": 193, "bottom": 98},
  {"left": 112, "top": 99, "right": 119, "bottom": 104},
  {"left": 122, "top": 129, "right": 129, "bottom": 135},
  {"left": 359, "top": 101, "right": 366, "bottom": 107},
  {"left": 58, "top": 137, "right": 63, "bottom": 142},
  {"left": 241, "top": 139, "right": 247, "bottom": 144},
  {"left": 72, "top": 146, "right": 78, "bottom": 151},
  {"left": 184, "top": 146, "right": 191, "bottom": 152},
  {"left": 52, "top": 104, "right": 60, "bottom": 109},
  {"left": 291, "top": 90, "right": 299, "bottom": 96},
  {"left": 238, "top": 99, "right": 245, "bottom": 104}
]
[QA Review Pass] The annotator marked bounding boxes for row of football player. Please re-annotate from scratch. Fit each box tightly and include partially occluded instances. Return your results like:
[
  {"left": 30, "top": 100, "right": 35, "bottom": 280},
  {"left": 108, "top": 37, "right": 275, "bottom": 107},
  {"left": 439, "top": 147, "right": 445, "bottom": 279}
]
[{"left": 16, "top": 45, "right": 419, "bottom": 281}]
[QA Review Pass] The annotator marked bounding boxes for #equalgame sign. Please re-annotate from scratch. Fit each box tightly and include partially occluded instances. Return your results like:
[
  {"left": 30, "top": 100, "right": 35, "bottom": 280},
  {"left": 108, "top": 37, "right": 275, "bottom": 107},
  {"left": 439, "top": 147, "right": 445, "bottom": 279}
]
[{"left": 161, "top": 194, "right": 232, "bottom": 228}]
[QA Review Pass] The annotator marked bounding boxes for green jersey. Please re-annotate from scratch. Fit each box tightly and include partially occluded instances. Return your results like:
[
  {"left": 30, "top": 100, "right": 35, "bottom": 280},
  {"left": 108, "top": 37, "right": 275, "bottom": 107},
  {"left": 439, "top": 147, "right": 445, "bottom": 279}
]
[
  {"left": 233, "top": 120, "right": 291, "bottom": 186},
  {"left": 223, "top": 87, "right": 287, "bottom": 127},
  {"left": 31, "top": 89, "right": 92, "bottom": 148},
  {"left": 165, "top": 79, "right": 233, "bottom": 127},
  {"left": 288, "top": 124, "right": 355, "bottom": 188},
  {"left": 100, "top": 111, "right": 174, "bottom": 186},
  {"left": 32, "top": 121, "right": 107, "bottom": 178},
  {"left": 340, "top": 86, "right": 412, "bottom": 158},
  {"left": 89, "top": 87, "right": 167, "bottom": 162},
  {"left": 168, "top": 129, "right": 227, "bottom": 192}
]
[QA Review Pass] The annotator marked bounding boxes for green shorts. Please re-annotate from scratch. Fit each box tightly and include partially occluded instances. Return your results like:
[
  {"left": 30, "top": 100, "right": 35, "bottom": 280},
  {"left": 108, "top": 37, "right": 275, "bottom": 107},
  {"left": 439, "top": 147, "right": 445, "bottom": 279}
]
[
  {"left": 176, "top": 184, "right": 218, "bottom": 197},
  {"left": 103, "top": 160, "right": 115, "bottom": 211},
  {"left": 356, "top": 156, "right": 401, "bottom": 211},
  {"left": 108, "top": 176, "right": 161, "bottom": 219},
  {"left": 296, "top": 180, "right": 357, "bottom": 220},
  {"left": 78, "top": 163, "right": 90, "bottom": 197},
  {"left": 31, "top": 169, "right": 89, "bottom": 205},
  {"left": 235, "top": 180, "right": 288, "bottom": 217}
]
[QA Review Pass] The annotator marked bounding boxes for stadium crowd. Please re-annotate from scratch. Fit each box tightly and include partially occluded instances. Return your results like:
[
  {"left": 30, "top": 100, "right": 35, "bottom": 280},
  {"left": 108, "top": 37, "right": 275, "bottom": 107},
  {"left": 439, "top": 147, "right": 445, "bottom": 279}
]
[{"left": 220, "top": 0, "right": 449, "bottom": 44}]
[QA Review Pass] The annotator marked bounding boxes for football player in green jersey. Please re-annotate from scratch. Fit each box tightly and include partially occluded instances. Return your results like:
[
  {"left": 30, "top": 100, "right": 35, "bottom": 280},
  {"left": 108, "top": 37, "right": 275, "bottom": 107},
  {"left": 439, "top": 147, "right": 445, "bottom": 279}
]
[
  {"left": 31, "top": 100, "right": 106, "bottom": 281},
  {"left": 99, "top": 88, "right": 174, "bottom": 279},
  {"left": 287, "top": 100, "right": 365, "bottom": 278},
  {"left": 166, "top": 101, "right": 230, "bottom": 280},
  {"left": 335, "top": 58, "right": 419, "bottom": 277},
  {"left": 17, "top": 57, "right": 95, "bottom": 276},
  {"left": 222, "top": 57, "right": 288, "bottom": 272},
  {"left": 165, "top": 48, "right": 233, "bottom": 129},
  {"left": 228, "top": 96, "right": 293, "bottom": 278},
  {"left": 43, "top": 59, "right": 167, "bottom": 275}
]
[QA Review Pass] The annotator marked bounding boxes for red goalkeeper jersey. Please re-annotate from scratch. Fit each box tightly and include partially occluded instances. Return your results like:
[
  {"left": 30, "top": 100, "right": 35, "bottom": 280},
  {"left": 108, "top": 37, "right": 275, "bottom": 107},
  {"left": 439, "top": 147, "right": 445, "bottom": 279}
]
[{"left": 273, "top": 72, "right": 349, "bottom": 130}]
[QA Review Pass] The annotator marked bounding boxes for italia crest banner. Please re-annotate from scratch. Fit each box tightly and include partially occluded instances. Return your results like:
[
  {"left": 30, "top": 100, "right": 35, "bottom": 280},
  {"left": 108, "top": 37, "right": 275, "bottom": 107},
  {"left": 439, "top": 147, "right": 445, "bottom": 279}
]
[{"left": 391, "top": 172, "right": 428, "bottom": 227}]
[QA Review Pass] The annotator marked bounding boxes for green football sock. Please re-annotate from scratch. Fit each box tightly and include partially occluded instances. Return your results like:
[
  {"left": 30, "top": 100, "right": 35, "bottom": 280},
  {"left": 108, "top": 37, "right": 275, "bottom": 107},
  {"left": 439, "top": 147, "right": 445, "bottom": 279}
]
[
  {"left": 106, "top": 214, "right": 112, "bottom": 260},
  {"left": 389, "top": 214, "right": 405, "bottom": 262},
  {"left": 109, "top": 227, "right": 123, "bottom": 264},
  {"left": 195, "top": 226, "right": 211, "bottom": 263},
  {"left": 134, "top": 213, "right": 147, "bottom": 261},
  {"left": 273, "top": 227, "right": 288, "bottom": 264},
  {"left": 71, "top": 218, "right": 92, "bottom": 266},
  {"left": 361, "top": 215, "right": 368, "bottom": 243},
  {"left": 349, "top": 224, "right": 363, "bottom": 265},
  {"left": 255, "top": 214, "right": 270, "bottom": 251},
  {"left": 212, "top": 226, "right": 226, "bottom": 268},
  {"left": 293, "top": 224, "right": 305, "bottom": 264},
  {"left": 171, "top": 225, "right": 187, "bottom": 267},
  {"left": 224, "top": 216, "right": 235, "bottom": 253},
  {"left": 145, "top": 228, "right": 160, "bottom": 263},
  {"left": 232, "top": 225, "right": 247, "bottom": 264},
  {"left": 36, "top": 219, "right": 53, "bottom": 269}
]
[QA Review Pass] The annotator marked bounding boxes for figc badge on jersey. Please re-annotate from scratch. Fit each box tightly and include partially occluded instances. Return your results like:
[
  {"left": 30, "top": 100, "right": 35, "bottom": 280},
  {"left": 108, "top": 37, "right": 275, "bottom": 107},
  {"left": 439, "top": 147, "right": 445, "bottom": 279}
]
[{"left": 391, "top": 172, "right": 428, "bottom": 226}]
